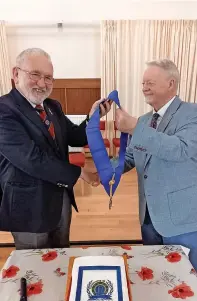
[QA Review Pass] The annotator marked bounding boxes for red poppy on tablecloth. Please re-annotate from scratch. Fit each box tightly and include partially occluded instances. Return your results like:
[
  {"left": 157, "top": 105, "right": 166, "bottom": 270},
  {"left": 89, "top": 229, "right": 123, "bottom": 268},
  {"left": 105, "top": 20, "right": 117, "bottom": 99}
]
[
  {"left": 137, "top": 267, "right": 154, "bottom": 281},
  {"left": 168, "top": 282, "right": 194, "bottom": 299},
  {"left": 121, "top": 245, "right": 132, "bottom": 250},
  {"left": 165, "top": 252, "right": 182, "bottom": 263},
  {"left": 2, "top": 265, "right": 20, "bottom": 278},
  {"left": 26, "top": 281, "right": 43, "bottom": 297},
  {"left": 42, "top": 251, "right": 58, "bottom": 262}
]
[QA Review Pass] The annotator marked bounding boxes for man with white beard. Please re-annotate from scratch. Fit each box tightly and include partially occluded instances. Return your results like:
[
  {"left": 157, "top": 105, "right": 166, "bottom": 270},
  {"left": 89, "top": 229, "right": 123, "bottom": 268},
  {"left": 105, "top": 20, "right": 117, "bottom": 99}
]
[{"left": 0, "top": 48, "right": 110, "bottom": 249}]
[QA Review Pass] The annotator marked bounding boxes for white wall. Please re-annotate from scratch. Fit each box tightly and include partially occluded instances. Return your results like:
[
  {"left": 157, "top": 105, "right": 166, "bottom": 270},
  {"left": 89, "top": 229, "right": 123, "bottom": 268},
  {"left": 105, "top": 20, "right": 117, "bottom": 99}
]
[
  {"left": 2, "top": 0, "right": 197, "bottom": 78},
  {"left": 6, "top": 25, "right": 101, "bottom": 78}
]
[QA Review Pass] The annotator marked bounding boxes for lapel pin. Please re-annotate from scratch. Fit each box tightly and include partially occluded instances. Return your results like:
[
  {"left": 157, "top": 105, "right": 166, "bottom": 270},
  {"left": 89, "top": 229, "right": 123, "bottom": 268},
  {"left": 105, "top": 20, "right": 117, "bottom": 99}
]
[{"left": 49, "top": 108, "right": 53, "bottom": 115}]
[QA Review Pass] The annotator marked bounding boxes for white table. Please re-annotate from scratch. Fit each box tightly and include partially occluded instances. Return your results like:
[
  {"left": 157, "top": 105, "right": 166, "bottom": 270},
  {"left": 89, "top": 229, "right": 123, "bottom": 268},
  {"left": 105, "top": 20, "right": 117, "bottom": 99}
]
[{"left": 0, "top": 245, "right": 197, "bottom": 300}]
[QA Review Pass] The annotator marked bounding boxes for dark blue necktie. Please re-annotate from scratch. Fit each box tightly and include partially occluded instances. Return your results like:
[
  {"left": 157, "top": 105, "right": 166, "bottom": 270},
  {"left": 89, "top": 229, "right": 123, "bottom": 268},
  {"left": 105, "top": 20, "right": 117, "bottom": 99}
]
[
  {"left": 86, "top": 90, "right": 128, "bottom": 209},
  {"left": 150, "top": 113, "right": 160, "bottom": 129}
]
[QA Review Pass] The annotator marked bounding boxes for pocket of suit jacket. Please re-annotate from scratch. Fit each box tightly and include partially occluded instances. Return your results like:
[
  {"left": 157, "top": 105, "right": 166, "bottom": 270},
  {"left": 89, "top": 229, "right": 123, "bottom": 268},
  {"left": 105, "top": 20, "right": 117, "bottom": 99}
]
[
  {"left": 168, "top": 184, "right": 197, "bottom": 225},
  {"left": 10, "top": 183, "right": 41, "bottom": 231}
]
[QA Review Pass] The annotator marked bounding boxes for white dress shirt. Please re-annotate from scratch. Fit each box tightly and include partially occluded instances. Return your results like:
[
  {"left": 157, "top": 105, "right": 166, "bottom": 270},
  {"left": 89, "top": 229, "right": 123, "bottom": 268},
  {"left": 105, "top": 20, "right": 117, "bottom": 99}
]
[{"left": 153, "top": 96, "right": 176, "bottom": 128}]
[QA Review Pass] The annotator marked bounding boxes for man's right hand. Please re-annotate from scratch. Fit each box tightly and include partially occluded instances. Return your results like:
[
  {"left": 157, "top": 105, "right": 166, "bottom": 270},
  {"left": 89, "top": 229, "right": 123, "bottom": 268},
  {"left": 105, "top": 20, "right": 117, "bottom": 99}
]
[{"left": 80, "top": 168, "right": 100, "bottom": 187}]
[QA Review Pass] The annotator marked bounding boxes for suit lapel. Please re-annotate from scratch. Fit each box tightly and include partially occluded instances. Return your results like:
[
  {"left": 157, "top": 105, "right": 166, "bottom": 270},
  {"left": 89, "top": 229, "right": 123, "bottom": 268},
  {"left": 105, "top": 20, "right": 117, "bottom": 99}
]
[
  {"left": 44, "top": 103, "right": 65, "bottom": 158},
  {"left": 144, "top": 97, "right": 182, "bottom": 168},
  {"left": 11, "top": 89, "right": 56, "bottom": 150},
  {"left": 143, "top": 113, "right": 153, "bottom": 168},
  {"left": 157, "top": 97, "right": 182, "bottom": 133}
]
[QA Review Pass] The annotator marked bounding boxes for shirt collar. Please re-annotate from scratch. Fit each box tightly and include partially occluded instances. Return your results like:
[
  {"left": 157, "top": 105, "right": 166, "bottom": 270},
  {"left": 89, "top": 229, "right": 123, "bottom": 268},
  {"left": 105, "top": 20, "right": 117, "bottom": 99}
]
[
  {"left": 16, "top": 88, "right": 44, "bottom": 108},
  {"left": 153, "top": 96, "right": 176, "bottom": 118}
]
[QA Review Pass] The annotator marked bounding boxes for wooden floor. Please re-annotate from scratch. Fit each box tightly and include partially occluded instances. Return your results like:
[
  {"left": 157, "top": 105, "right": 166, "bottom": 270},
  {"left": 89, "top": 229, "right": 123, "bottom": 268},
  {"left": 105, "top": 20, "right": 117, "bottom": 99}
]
[
  {"left": 0, "top": 248, "right": 14, "bottom": 269},
  {"left": 0, "top": 159, "right": 141, "bottom": 269},
  {"left": 0, "top": 159, "right": 141, "bottom": 244}
]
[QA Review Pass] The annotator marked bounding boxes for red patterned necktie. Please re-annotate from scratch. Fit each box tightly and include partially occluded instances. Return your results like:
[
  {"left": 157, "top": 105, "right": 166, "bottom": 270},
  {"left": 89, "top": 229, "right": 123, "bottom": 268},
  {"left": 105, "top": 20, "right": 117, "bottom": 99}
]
[
  {"left": 150, "top": 113, "right": 160, "bottom": 129},
  {"left": 35, "top": 105, "right": 55, "bottom": 139}
]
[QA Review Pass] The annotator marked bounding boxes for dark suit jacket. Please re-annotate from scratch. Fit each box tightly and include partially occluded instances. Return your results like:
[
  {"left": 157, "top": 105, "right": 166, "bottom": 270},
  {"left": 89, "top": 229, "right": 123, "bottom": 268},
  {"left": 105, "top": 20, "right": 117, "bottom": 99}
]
[{"left": 0, "top": 88, "right": 88, "bottom": 233}]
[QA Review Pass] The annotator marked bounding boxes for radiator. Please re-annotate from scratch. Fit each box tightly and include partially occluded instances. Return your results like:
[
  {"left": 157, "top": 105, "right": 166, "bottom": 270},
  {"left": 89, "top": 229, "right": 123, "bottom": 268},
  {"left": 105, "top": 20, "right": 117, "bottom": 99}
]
[{"left": 66, "top": 115, "right": 86, "bottom": 152}]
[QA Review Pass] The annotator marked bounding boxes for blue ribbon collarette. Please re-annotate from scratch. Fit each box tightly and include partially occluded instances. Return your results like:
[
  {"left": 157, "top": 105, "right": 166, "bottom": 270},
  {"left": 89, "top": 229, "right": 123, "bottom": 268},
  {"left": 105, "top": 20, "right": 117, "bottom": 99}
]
[{"left": 86, "top": 90, "right": 128, "bottom": 209}]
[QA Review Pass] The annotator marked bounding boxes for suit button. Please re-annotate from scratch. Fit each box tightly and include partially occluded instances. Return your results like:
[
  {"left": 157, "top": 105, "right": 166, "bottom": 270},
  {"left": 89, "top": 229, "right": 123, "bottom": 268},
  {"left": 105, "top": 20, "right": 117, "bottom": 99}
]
[{"left": 144, "top": 175, "right": 148, "bottom": 179}]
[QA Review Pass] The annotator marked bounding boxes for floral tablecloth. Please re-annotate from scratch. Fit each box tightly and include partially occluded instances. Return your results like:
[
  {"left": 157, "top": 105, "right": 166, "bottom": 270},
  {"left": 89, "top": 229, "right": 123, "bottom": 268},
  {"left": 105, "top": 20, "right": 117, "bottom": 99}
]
[{"left": 0, "top": 245, "right": 197, "bottom": 300}]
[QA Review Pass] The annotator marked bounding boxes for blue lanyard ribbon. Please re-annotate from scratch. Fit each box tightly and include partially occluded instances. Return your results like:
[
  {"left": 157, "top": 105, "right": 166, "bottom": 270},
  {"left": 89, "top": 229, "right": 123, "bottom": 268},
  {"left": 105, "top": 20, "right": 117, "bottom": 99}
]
[{"left": 86, "top": 90, "right": 128, "bottom": 207}]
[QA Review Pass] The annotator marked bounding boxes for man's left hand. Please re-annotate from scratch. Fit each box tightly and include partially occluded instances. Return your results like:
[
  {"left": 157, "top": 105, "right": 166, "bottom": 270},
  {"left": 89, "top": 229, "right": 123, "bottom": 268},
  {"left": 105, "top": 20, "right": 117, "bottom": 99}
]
[
  {"left": 89, "top": 99, "right": 112, "bottom": 118},
  {"left": 80, "top": 168, "right": 100, "bottom": 187},
  {"left": 115, "top": 108, "right": 138, "bottom": 134}
]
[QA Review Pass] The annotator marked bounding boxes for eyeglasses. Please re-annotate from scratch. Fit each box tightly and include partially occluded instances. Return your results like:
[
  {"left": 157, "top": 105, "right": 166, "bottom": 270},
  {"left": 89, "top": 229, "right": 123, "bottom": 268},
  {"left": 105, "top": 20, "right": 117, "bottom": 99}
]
[
  {"left": 17, "top": 67, "right": 54, "bottom": 85},
  {"left": 142, "top": 81, "right": 156, "bottom": 88}
]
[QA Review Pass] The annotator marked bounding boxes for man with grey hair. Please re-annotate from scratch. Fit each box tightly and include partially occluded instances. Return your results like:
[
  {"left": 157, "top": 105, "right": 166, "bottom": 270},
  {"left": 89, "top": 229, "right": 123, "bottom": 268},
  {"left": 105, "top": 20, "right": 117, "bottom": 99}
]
[
  {"left": 115, "top": 59, "right": 197, "bottom": 270},
  {"left": 0, "top": 48, "right": 111, "bottom": 249}
]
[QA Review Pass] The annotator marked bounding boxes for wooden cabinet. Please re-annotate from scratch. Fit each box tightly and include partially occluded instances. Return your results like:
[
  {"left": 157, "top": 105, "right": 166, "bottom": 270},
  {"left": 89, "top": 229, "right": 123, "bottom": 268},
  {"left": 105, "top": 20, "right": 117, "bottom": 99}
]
[{"left": 49, "top": 78, "right": 101, "bottom": 114}]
